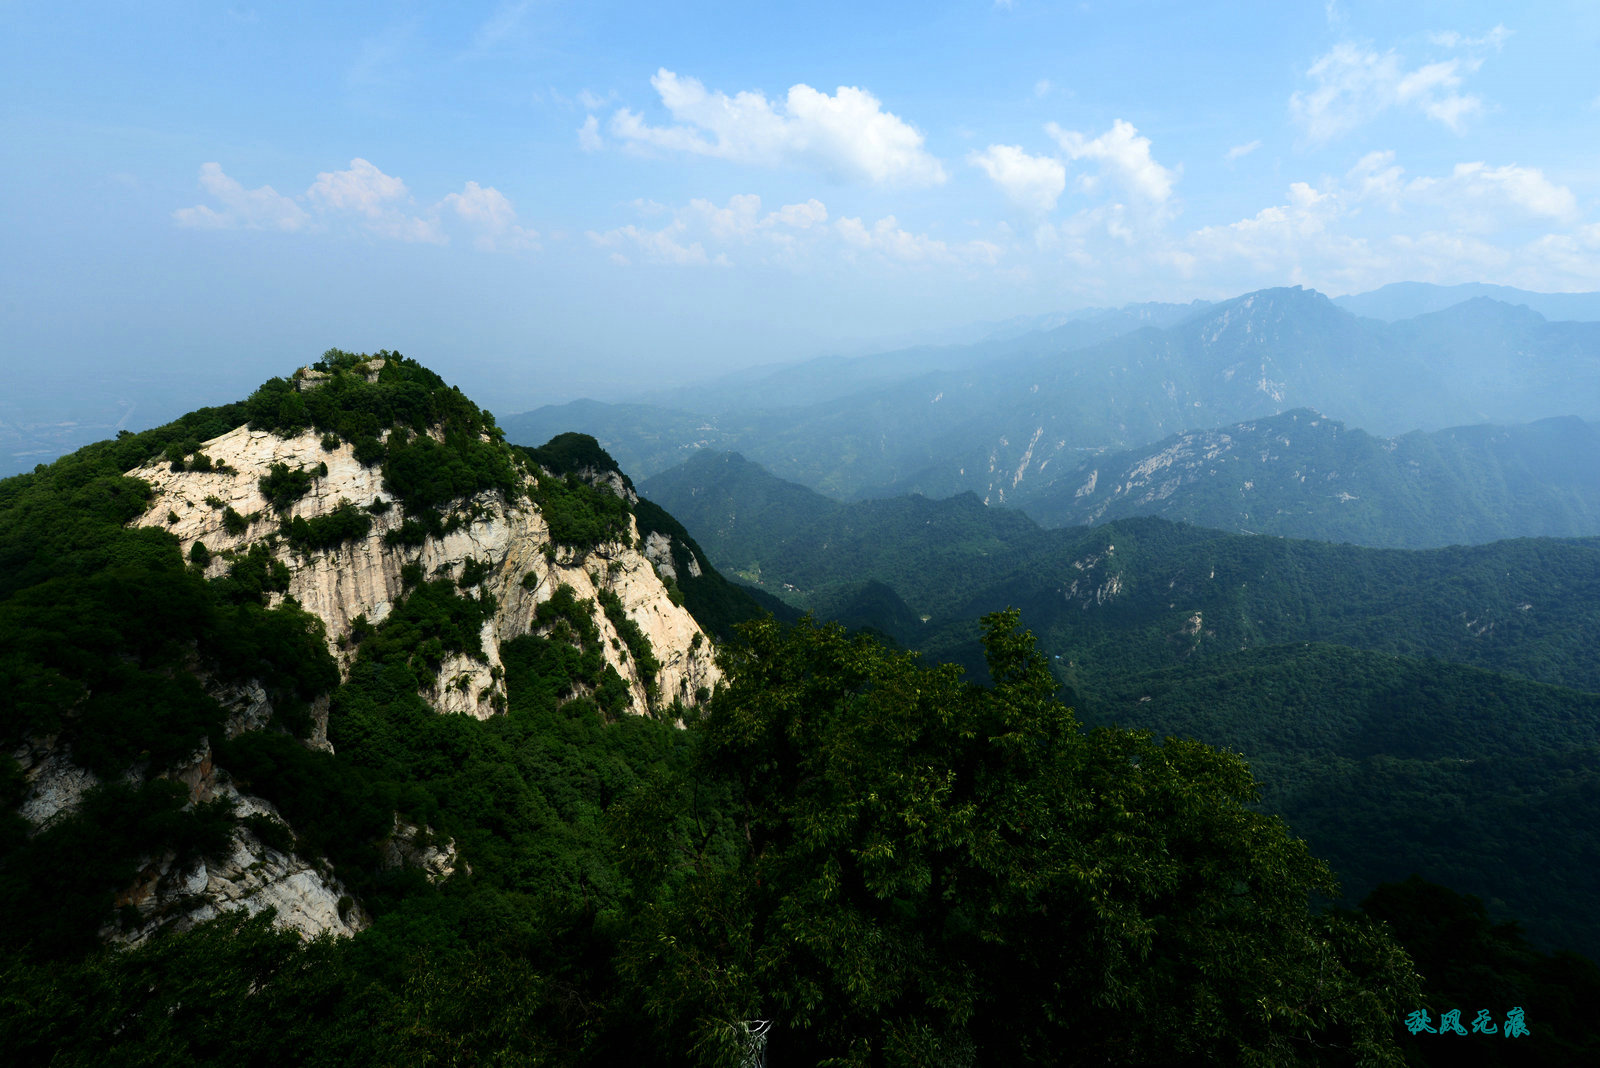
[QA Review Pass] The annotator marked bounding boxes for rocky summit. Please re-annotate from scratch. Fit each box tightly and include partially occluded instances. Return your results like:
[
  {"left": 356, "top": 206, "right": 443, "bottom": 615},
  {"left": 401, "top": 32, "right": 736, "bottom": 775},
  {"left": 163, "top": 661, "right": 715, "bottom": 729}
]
[{"left": 9, "top": 351, "right": 720, "bottom": 947}]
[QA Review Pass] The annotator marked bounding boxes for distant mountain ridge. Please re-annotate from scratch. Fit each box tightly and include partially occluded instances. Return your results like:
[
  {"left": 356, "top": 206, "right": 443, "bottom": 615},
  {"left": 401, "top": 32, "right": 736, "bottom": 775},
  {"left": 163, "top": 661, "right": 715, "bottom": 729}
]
[
  {"left": 1334, "top": 281, "right": 1600, "bottom": 322},
  {"left": 507, "top": 285, "right": 1600, "bottom": 508},
  {"left": 1016, "top": 408, "right": 1600, "bottom": 547}
]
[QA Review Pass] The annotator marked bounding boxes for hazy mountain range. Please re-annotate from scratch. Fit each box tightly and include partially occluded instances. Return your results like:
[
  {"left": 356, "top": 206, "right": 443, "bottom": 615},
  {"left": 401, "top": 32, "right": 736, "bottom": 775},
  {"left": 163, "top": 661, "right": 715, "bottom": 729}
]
[{"left": 507, "top": 284, "right": 1600, "bottom": 550}]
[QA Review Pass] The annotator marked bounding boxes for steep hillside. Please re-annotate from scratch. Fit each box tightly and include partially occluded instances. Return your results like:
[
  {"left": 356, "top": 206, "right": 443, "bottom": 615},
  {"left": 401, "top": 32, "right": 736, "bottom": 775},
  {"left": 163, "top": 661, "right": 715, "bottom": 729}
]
[
  {"left": 2, "top": 350, "right": 724, "bottom": 955},
  {"left": 1020, "top": 409, "right": 1600, "bottom": 546}
]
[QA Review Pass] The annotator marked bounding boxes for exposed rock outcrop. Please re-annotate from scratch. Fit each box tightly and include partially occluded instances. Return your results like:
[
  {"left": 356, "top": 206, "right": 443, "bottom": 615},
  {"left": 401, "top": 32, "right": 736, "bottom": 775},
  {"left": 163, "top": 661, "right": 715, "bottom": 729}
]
[{"left": 127, "top": 423, "right": 720, "bottom": 719}]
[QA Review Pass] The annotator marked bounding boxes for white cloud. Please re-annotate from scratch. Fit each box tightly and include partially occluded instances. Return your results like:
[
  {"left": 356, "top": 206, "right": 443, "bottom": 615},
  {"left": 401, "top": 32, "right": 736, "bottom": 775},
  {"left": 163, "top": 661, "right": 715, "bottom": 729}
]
[
  {"left": 590, "top": 193, "right": 995, "bottom": 269},
  {"left": 1428, "top": 26, "right": 1511, "bottom": 51},
  {"left": 1394, "top": 60, "right": 1481, "bottom": 130},
  {"left": 970, "top": 144, "right": 1067, "bottom": 214},
  {"left": 609, "top": 69, "right": 946, "bottom": 186},
  {"left": 586, "top": 221, "right": 710, "bottom": 266},
  {"left": 578, "top": 115, "right": 603, "bottom": 152},
  {"left": 1404, "top": 161, "right": 1578, "bottom": 225},
  {"left": 1168, "top": 145, "right": 1592, "bottom": 296},
  {"left": 1225, "top": 140, "right": 1262, "bottom": 162},
  {"left": 173, "top": 162, "right": 311, "bottom": 231},
  {"left": 176, "top": 159, "right": 540, "bottom": 251},
  {"left": 1290, "top": 39, "right": 1492, "bottom": 141},
  {"left": 441, "top": 180, "right": 539, "bottom": 251},
  {"left": 771, "top": 199, "right": 829, "bottom": 229},
  {"left": 1033, "top": 78, "right": 1052, "bottom": 99},
  {"left": 472, "top": 1, "right": 532, "bottom": 51},
  {"left": 1046, "top": 119, "right": 1176, "bottom": 203},
  {"left": 307, "top": 158, "right": 442, "bottom": 243},
  {"left": 307, "top": 158, "right": 410, "bottom": 217}
]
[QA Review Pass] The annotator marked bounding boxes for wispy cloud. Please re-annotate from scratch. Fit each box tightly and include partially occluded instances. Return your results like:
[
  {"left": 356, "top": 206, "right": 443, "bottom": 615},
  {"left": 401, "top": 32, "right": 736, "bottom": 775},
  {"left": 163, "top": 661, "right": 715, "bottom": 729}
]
[
  {"left": 1290, "top": 33, "right": 1500, "bottom": 142},
  {"left": 472, "top": 1, "right": 533, "bottom": 52},
  {"left": 588, "top": 193, "right": 997, "bottom": 269},
  {"left": 1225, "top": 140, "right": 1262, "bottom": 162}
]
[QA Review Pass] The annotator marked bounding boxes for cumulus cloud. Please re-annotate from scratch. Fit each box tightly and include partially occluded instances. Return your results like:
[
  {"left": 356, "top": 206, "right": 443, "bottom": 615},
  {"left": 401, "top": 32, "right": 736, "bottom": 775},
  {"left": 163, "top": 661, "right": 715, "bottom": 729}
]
[
  {"left": 306, "top": 158, "right": 441, "bottom": 242},
  {"left": 176, "top": 160, "right": 538, "bottom": 251},
  {"left": 1187, "top": 181, "right": 1346, "bottom": 270},
  {"left": 306, "top": 158, "right": 408, "bottom": 216},
  {"left": 578, "top": 115, "right": 603, "bottom": 152},
  {"left": 1174, "top": 147, "right": 1588, "bottom": 294},
  {"left": 1290, "top": 35, "right": 1498, "bottom": 141},
  {"left": 609, "top": 69, "right": 946, "bottom": 186},
  {"left": 969, "top": 144, "right": 1067, "bottom": 214},
  {"left": 1402, "top": 161, "right": 1578, "bottom": 225},
  {"left": 173, "top": 162, "right": 311, "bottom": 231},
  {"left": 1046, "top": 119, "right": 1177, "bottom": 204},
  {"left": 441, "top": 180, "right": 539, "bottom": 251}
]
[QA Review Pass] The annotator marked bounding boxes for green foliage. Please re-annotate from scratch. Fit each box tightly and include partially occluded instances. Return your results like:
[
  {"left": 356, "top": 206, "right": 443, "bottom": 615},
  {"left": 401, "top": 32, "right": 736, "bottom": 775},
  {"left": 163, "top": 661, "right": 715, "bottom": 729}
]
[
  {"left": 218, "top": 542, "right": 290, "bottom": 604},
  {"left": 221, "top": 505, "right": 249, "bottom": 536},
  {"left": 354, "top": 578, "right": 497, "bottom": 685},
  {"left": 599, "top": 588, "right": 659, "bottom": 698},
  {"left": 0, "top": 781, "right": 235, "bottom": 959},
  {"left": 522, "top": 432, "right": 634, "bottom": 486},
  {"left": 525, "top": 468, "right": 632, "bottom": 549},
  {"left": 646, "top": 454, "right": 1600, "bottom": 956},
  {"left": 187, "top": 540, "right": 210, "bottom": 567},
  {"left": 242, "top": 349, "right": 520, "bottom": 532},
  {"left": 1363, "top": 876, "right": 1600, "bottom": 1065},
  {"left": 0, "top": 428, "right": 334, "bottom": 792},
  {"left": 623, "top": 612, "right": 1418, "bottom": 1065},
  {"left": 457, "top": 556, "right": 491, "bottom": 589},
  {"left": 282, "top": 499, "right": 373, "bottom": 554},
  {"left": 632, "top": 497, "right": 785, "bottom": 641},
  {"left": 259, "top": 462, "right": 314, "bottom": 514}
]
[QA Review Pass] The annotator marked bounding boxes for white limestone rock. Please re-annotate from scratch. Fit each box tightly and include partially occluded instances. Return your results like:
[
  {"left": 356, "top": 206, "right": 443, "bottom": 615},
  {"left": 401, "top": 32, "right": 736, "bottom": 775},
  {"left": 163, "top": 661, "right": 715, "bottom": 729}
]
[{"left": 127, "top": 424, "right": 721, "bottom": 719}]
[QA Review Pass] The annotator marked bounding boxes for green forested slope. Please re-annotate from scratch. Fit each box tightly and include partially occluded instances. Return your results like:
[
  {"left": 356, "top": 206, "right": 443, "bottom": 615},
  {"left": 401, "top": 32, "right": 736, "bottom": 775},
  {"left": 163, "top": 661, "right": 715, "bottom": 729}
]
[
  {"left": 1, "top": 352, "right": 1466, "bottom": 1065},
  {"left": 644, "top": 452, "right": 1600, "bottom": 961}
]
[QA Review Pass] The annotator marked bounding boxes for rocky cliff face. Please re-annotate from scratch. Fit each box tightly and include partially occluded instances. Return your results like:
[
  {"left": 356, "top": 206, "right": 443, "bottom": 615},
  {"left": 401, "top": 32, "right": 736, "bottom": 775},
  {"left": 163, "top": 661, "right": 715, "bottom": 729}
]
[
  {"left": 126, "top": 421, "right": 719, "bottom": 719},
  {"left": 14, "top": 678, "right": 367, "bottom": 946},
  {"left": 17, "top": 380, "right": 721, "bottom": 948}
]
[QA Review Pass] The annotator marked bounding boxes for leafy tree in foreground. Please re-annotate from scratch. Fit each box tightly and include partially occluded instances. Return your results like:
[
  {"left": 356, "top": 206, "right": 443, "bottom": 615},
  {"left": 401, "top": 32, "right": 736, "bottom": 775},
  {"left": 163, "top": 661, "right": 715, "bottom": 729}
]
[{"left": 624, "top": 611, "right": 1419, "bottom": 1066}]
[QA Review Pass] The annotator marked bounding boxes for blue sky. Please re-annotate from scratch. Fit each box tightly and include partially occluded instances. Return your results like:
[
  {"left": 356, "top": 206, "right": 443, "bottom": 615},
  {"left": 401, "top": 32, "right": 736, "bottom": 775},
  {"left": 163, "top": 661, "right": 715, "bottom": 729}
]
[{"left": 4, "top": 0, "right": 1598, "bottom": 415}]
